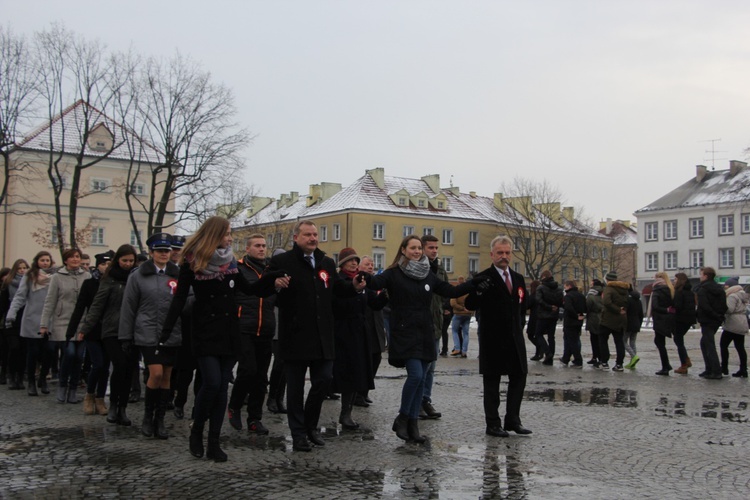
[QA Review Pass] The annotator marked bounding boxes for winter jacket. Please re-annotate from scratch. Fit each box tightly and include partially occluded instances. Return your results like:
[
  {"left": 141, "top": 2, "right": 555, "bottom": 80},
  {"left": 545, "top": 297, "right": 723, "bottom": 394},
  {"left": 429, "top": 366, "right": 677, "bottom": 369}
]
[
  {"left": 0, "top": 273, "right": 24, "bottom": 325},
  {"left": 585, "top": 286, "right": 603, "bottom": 334},
  {"left": 79, "top": 266, "right": 130, "bottom": 340},
  {"left": 695, "top": 279, "right": 726, "bottom": 327},
  {"left": 674, "top": 283, "right": 697, "bottom": 326},
  {"left": 650, "top": 284, "right": 675, "bottom": 337},
  {"left": 40, "top": 267, "right": 91, "bottom": 341},
  {"left": 626, "top": 289, "right": 644, "bottom": 333},
  {"left": 65, "top": 272, "right": 102, "bottom": 341},
  {"left": 429, "top": 259, "right": 450, "bottom": 339},
  {"left": 6, "top": 271, "right": 53, "bottom": 339},
  {"left": 723, "top": 286, "right": 749, "bottom": 335},
  {"left": 600, "top": 281, "right": 629, "bottom": 332},
  {"left": 563, "top": 287, "right": 587, "bottom": 329},
  {"left": 119, "top": 260, "right": 182, "bottom": 347},
  {"left": 237, "top": 256, "right": 277, "bottom": 339},
  {"left": 535, "top": 278, "right": 564, "bottom": 321},
  {"left": 368, "top": 266, "right": 474, "bottom": 367}
]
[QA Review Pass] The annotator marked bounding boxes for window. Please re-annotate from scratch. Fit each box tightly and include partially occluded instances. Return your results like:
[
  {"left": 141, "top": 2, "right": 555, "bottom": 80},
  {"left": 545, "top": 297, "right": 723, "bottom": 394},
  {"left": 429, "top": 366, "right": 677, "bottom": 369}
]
[
  {"left": 592, "top": 269, "right": 598, "bottom": 280},
  {"left": 742, "top": 247, "right": 750, "bottom": 268},
  {"left": 719, "top": 248, "right": 734, "bottom": 268},
  {"left": 468, "top": 231, "right": 479, "bottom": 247},
  {"left": 372, "top": 251, "right": 385, "bottom": 271},
  {"left": 590, "top": 247, "right": 599, "bottom": 259},
  {"left": 441, "top": 257, "right": 453, "bottom": 273},
  {"left": 423, "top": 227, "right": 434, "bottom": 236},
  {"left": 91, "top": 178, "right": 110, "bottom": 193},
  {"left": 742, "top": 214, "right": 750, "bottom": 234},
  {"left": 573, "top": 244, "right": 579, "bottom": 257},
  {"left": 690, "top": 218, "right": 704, "bottom": 238},
  {"left": 130, "top": 182, "right": 146, "bottom": 196},
  {"left": 602, "top": 248, "right": 608, "bottom": 260},
  {"left": 549, "top": 242, "right": 555, "bottom": 254},
  {"left": 51, "top": 176, "right": 68, "bottom": 190},
  {"left": 690, "top": 250, "right": 704, "bottom": 270},
  {"left": 719, "top": 215, "right": 734, "bottom": 235},
  {"left": 573, "top": 268, "right": 580, "bottom": 279},
  {"left": 468, "top": 255, "right": 480, "bottom": 275},
  {"left": 645, "top": 222, "right": 658, "bottom": 241},
  {"left": 333, "top": 224, "right": 341, "bottom": 241},
  {"left": 664, "top": 220, "right": 677, "bottom": 240},
  {"left": 601, "top": 268, "right": 608, "bottom": 278},
  {"left": 442, "top": 229, "right": 453, "bottom": 245},
  {"left": 402, "top": 225, "right": 415, "bottom": 237},
  {"left": 275, "top": 233, "right": 283, "bottom": 247},
  {"left": 266, "top": 234, "right": 274, "bottom": 248},
  {"left": 398, "top": 197, "right": 407, "bottom": 206},
  {"left": 513, "top": 262, "right": 520, "bottom": 274},
  {"left": 332, "top": 253, "right": 339, "bottom": 264},
  {"left": 373, "top": 223, "right": 385, "bottom": 240},
  {"left": 417, "top": 199, "right": 425, "bottom": 208},
  {"left": 320, "top": 225, "right": 328, "bottom": 242},
  {"left": 437, "top": 201, "right": 444, "bottom": 209},
  {"left": 513, "top": 239, "right": 520, "bottom": 251},
  {"left": 664, "top": 251, "right": 677, "bottom": 270},
  {"left": 524, "top": 264, "right": 531, "bottom": 278},
  {"left": 645, "top": 252, "right": 658, "bottom": 271},
  {"left": 91, "top": 227, "right": 105, "bottom": 246},
  {"left": 536, "top": 240, "right": 544, "bottom": 252},
  {"left": 51, "top": 225, "right": 66, "bottom": 245},
  {"left": 561, "top": 265, "right": 568, "bottom": 282},
  {"left": 130, "top": 230, "right": 142, "bottom": 247}
]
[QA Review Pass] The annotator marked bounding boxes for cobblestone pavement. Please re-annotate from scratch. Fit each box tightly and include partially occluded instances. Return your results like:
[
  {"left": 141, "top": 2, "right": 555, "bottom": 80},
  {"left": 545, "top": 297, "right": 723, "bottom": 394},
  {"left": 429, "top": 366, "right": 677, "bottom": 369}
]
[{"left": 2, "top": 326, "right": 749, "bottom": 499}]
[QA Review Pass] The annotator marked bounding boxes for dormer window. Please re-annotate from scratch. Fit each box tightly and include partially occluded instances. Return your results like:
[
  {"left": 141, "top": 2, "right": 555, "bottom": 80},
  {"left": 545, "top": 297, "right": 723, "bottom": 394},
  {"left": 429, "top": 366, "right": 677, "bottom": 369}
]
[
  {"left": 437, "top": 201, "right": 444, "bottom": 209},
  {"left": 418, "top": 199, "right": 425, "bottom": 207},
  {"left": 398, "top": 197, "right": 407, "bottom": 206}
]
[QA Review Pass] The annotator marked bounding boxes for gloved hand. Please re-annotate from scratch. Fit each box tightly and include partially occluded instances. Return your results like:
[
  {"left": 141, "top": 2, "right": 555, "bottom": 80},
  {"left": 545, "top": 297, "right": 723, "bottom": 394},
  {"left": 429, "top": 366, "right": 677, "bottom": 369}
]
[
  {"left": 121, "top": 340, "right": 133, "bottom": 355},
  {"left": 471, "top": 275, "right": 493, "bottom": 292},
  {"left": 356, "top": 271, "right": 371, "bottom": 285},
  {"left": 159, "top": 331, "right": 171, "bottom": 345}
]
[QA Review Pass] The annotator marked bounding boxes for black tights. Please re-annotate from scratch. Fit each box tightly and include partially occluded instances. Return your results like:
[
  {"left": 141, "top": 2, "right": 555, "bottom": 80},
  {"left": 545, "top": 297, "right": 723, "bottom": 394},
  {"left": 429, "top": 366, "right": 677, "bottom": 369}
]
[{"left": 720, "top": 330, "right": 747, "bottom": 373}]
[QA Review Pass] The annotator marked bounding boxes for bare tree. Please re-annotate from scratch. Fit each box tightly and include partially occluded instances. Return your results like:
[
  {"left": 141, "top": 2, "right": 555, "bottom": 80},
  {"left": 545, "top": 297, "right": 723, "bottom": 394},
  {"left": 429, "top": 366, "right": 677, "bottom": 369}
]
[
  {"left": 132, "top": 52, "right": 250, "bottom": 235},
  {"left": 0, "top": 26, "right": 39, "bottom": 210}
]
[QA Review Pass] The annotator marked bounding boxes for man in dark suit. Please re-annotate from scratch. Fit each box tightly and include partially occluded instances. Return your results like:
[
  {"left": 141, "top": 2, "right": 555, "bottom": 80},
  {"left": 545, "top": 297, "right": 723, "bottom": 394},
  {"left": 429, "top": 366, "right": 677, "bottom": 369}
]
[
  {"left": 269, "top": 220, "right": 365, "bottom": 451},
  {"left": 465, "top": 235, "right": 532, "bottom": 437}
]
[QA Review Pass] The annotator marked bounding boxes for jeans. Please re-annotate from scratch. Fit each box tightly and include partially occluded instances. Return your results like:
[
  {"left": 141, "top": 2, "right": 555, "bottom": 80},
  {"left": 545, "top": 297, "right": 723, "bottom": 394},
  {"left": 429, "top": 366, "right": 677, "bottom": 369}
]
[
  {"left": 534, "top": 318, "right": 558, "bottom": 357},
  {"left": 673, "top": 322, "right": 691, "bottom": 366},
  {"left": 561, "top": 327, "right": 582, "bottom": 364},
  {"left": 699, "top": 323, "right": 721, "bottom": 375},
  {"left": 623, "top": 331, "right": 638, "bottom": 357},
  {"left": 401, "top": 358, "right": 430, "bottom": 419},
  {"left": 452, "top": 315, "right": 471, "bottom": 353},
  {"left": 85, "top": 339, "right": 109, "bottom": 398},
  {"left": 720, "top": 330, "right": 747, "bottom": 373},
  {"left": 598, "top": 325, "right": 625, "bottom": 366},
  {"left": 422, "top": 339, "right": 440, "bottom": 404},
  {"left": 194, "top": 355, "right": 234, "bottom": 435},
  {"left": 59, "top": 341, "right": 85, "bottom": 389}
]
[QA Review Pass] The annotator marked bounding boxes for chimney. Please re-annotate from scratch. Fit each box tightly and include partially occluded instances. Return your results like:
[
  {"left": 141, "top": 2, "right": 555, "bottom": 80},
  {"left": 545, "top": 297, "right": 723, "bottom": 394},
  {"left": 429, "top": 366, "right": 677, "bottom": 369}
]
[
  {"left": 493, "top": 193, "right": 504, "bottom": 212},
  {"left": 421, "top": 174, "right": 440, "bottom": 194},
  {"left": 729, "top": 160, "right": 747, "bottom": 177},
  {"left": 367, "top": 167, "right": 385, "bottom": 189},
  {"left": 562, "top": 206, "right": 575, "bottom": 221},
  {"left": 696, "top": 165, "right": 708, "bottom": 183},
  {"left": 447, "top": 186, "right": 460, "bottom": 196},
  {"left": 469, "top": 191, "right": 477, "bottom": 198}
]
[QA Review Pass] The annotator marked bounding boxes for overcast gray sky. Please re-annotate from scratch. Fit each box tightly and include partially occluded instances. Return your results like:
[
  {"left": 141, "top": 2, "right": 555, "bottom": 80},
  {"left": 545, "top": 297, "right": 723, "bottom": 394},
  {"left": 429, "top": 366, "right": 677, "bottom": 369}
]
[{"left": 9, "top": 0, "right": 750, "bottom": 224}]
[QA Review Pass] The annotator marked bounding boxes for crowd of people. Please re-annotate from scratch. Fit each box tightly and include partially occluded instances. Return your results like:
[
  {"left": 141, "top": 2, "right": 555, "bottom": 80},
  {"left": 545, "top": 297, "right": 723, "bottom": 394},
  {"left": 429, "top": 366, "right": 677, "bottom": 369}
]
[{"left": 1, "top": 219, "right": 748, "bottom": 461}]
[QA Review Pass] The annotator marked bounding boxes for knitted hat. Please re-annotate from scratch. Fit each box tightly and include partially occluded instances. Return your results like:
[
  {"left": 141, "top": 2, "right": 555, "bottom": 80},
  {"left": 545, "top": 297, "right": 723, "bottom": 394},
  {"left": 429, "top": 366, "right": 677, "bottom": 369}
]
[
  {"left": 605, "top": 271, "right": 618, "bottom": 282},
  {"left": 95, "top": 250, "right": 115, "bottom": 267},
  {"left": 724, "top": 277, "right": 739, "bottom": 287},
  {"left": 591, "top": 279, "right": 604, "bottom": 287},
  {"left": 337, "top": 247, "right": 360, "bottom": 267}
]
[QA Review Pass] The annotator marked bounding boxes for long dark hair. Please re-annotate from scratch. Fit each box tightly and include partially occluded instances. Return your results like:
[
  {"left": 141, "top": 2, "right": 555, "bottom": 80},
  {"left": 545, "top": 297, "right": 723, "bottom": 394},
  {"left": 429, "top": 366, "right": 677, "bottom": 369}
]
[
  {"left": 28, "top": 251, "right": 55, "bottom": 285},
  {"left": 674, "top": 272, "right": 689, "bottom": 292},
  {"left": 104, "top": 244, "right": 138, "bottom": 278},
  {"left": 388, "top": 235, "right": 422, "bottom": 269},
  {"left": 2, "top": 259, "right": 29, "bottom": 289}
]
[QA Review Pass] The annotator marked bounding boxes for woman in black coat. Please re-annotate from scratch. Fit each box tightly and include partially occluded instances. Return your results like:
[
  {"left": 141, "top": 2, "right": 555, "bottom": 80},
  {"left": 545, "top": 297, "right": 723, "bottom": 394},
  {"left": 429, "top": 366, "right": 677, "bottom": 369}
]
[
  {"left": 331, "top": 248, "right": 387, "bottom": 430},
  {"left": 650, "top": 272, "right": 676, "bottom": 375},
  {"left": 672, "top": 272, "right": 696, "bottom": 374},
  {"left": 534, "top": 270, "right": 564, "bottom": 365},
  {"left": 366, "top": 235, "right": 483, "bottom": 443},
  {"left": 162, "top": 216, "right": 287, "bottom": 462}
]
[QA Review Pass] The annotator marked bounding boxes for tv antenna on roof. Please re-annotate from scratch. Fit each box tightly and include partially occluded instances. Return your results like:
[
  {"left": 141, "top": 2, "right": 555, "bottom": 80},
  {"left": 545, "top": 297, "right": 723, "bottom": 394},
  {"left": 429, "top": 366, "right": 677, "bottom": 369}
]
[{"left": 701, "top": 138, "right": 726, "bottom": 170}]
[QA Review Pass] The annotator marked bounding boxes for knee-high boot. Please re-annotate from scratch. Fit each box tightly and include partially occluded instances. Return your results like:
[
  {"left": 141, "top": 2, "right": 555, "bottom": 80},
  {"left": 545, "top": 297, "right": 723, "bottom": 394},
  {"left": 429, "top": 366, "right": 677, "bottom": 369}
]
[
  {"left": 339, "top": 392, "right": 359, "bottom": 430},
  {"left": 141, "top": 387, "right": 157, "bottom": 437},
  {"left": 154, "top": 389, "right": 169, "bottom": 439}
]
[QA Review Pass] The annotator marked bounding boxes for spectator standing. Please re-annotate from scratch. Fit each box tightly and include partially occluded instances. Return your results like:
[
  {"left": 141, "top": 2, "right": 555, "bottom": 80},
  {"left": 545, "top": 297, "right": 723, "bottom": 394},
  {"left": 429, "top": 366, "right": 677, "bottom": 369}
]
[
  {"left": 719, "top": 277, "right": 749, "bottom": 378},
  {"left": 598, "top": 272, "right": 629, "bottom": 372},
  {"left": 695, "top": 267, "right": 726, "bottom": 379},
  {"left": 560, "top": 280, "right": 586, "bottom": 367},
  {"left": 623, "top": 284, "right": 644, "bottom": 369},
  {"left": 672, "top": 272, "right": 696, "bottom": 374}
]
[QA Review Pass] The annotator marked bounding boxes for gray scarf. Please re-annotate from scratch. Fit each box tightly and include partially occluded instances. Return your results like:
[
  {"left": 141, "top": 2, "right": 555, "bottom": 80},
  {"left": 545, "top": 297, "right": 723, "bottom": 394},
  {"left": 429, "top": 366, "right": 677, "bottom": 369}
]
[
  {"left": 199, "top": 246, "right": 236, "bottom": 276},
  {"left": 398, "top": 255, "right": 430, "bottom": 280}
]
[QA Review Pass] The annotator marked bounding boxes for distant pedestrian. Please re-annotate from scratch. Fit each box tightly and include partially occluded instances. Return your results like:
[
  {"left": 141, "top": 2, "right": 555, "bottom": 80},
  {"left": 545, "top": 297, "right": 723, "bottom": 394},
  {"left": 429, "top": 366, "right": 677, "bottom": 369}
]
[
  {"left": 560, "top": 280, "right": 586, "bottom": 367},
  {"left": 534, "top": 270, "right": 563, "bottom": 365},
  {"left": 585, "top": 279, "right": 604, "bottom": 366},
  {"left": 672, "top": 272, "right": 696, "bottom": 374},
  {"left": 623, "top": 284, "right": 643, "bottom": 369},
  {"left": 719, "top": 277, "right": 748, "bottom": 378},
  {"left": 695, "top": 267, "right": 727, "bottom": 379},
  {"left": 648, "top": 272, "right": 676, "bottom": 375},
  {"left": 598, "top": 272, "right": 628, "bottom": 372}
]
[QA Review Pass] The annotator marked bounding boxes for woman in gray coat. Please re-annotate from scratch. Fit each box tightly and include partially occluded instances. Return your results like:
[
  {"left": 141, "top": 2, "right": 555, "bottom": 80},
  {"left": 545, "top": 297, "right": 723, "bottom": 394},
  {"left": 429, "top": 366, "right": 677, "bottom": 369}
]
[
  {"left": 7, "top": 251, "right": 55, "bottom": 395},
  {"left": 40, "top": 248, "right": 90, "bottom": 403}
]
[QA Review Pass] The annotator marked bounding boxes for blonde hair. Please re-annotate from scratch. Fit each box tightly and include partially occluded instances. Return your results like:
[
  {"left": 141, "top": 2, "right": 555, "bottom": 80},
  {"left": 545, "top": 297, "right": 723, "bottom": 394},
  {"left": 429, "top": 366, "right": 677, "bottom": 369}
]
[
  {"left": 655, "top": 271, "right": 674, "bottom": 298},
  {"left": 181, "top": 216, "right": 231, "bottom": 273}
]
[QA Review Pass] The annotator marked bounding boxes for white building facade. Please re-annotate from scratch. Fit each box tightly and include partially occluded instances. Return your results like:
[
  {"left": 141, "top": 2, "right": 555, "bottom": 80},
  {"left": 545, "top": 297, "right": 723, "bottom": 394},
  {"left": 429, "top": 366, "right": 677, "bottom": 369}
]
[{"left": 634, "top": 162, "right": 750, "bottom": 289}]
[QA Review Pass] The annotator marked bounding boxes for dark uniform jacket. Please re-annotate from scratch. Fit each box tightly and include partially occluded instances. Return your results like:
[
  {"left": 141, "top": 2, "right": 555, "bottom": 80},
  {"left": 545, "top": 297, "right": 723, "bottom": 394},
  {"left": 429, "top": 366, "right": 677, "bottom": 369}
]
[
  {"left": 269, "top": 244, "right": 355, "bottom": 362},
  {"left": 465, "top": 266, "right": 527, "bottom": 377}
]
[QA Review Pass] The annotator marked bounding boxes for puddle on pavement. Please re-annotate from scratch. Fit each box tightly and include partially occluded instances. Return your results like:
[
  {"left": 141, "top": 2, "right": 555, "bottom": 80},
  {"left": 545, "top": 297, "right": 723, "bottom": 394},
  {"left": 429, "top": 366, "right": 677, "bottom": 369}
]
[{"left": 524, "top": 387, "right": 750, "bottom": 423}]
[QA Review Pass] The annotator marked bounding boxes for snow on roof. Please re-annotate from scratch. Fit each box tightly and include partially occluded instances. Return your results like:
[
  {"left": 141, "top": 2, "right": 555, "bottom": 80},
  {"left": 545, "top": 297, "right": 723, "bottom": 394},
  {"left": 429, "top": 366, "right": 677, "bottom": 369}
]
[
  {"left": 240, "top": 170, "right": 608, "bottom": 241},
  {"left": 17, "top": 100, "right": 163, "bottom": 164},
  {"left": 635, "top": 167, "right": 750, "bottom": 213}
]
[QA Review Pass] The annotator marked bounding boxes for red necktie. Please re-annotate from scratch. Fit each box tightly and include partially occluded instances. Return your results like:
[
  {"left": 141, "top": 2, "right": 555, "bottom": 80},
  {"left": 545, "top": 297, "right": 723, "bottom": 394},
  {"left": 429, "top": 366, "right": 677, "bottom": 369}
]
[{"left": 504, "top": 271, "right": 512, "bottom": 294}]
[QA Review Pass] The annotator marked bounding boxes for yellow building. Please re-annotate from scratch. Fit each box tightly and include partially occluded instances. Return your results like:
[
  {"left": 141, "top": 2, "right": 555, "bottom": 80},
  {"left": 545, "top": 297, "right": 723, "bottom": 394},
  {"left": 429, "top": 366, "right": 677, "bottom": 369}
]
[
  {"left": 236, "top": 168, "right": 612, "bottom": 284},
  {"left": 1, "top": 101, "right": 172, "bottom": 265}
]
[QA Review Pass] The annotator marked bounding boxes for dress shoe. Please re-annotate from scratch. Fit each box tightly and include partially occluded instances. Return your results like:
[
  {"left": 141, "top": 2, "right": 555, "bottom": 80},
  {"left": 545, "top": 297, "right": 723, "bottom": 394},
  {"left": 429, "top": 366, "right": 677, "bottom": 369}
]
[
  {"left": 353, "top": 395, "right": 370, "bottom": 407},
  {"left": 732, "top": 370, "right": 748, "bottom": 378},
  {"left": 542, "top": 355, "right": 553, "bottom": 366},
  {"left": 655, "top": 369, "right": 670, "bottom": 376},
  {"left": 292, "top": 436, "right": 312, "bottom": 452},
  {"left": 364, "top": 396, "right": 373, "bottom": 404},
  {"left": 248, "top": 420, "right": 269, "bottom": 435},
  {"left": 705, "top": 373, "right": 723, "bottom": 380},
  {"left": 586, "top": 358, "right": 598, "bottom": 365},
  {"left": 698, "top": 371, "right": 708, "bottom": 378},
  {"left": 325, "top": 392, "right": 340, "bottom": 400},
  {"left": 486, "top": 426, "right": 509, "bottom": 437},
  {"left": 504, "top": 423, "right": 532, "bottom": 435},
  {"left": 174, "top": 406, "right": 185, "bottom": 419},
  {"left": 722, "top": 367, "right": 729, "bottom": 376},
  {"left": 307, "top": 429, "right": 325, "bottom": 446},
  {"left": 530, "top": 355, "right": 542, "bottom": 361}
]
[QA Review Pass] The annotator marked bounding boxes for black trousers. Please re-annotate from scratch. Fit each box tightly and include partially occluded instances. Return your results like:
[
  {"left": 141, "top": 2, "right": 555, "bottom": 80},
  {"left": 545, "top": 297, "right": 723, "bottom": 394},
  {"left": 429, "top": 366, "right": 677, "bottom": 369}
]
[
  {"left": 102, "top": 337, "right": 137, "bottom": 408},
  {"left": 228, "top": 336, "right": 273, "bottom": 421},
  {"left": 482, "top": 371, "right": 527, "bottom": 427},
  {"left": 284, "top": 359, "right": 333, "bottom": 439},
  {"left": 598, "top": 325, "right": 625, "bottom": 366}
]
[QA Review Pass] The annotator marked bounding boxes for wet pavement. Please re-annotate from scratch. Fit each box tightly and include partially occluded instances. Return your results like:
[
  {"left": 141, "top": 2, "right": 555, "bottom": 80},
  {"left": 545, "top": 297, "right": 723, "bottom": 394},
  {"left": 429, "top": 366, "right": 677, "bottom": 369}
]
[{"left": 2, "top": 325, "right": 749, "bottom": 499}]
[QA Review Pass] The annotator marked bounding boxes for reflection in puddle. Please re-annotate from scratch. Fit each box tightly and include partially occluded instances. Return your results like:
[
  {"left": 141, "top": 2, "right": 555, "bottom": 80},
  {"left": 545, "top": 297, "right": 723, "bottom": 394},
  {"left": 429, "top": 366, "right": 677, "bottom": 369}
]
[{"left": 525, "top": 387, "right": 749, "bottom": 423}]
